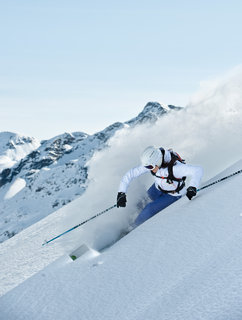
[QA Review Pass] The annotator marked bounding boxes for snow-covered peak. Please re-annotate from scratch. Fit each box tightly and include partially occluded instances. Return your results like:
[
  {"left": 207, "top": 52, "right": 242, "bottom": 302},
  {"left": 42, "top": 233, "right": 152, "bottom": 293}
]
[
  {"left": 125, "top": 101, "right": 181, "bottom": 126},
  {"left": 0, "top": 132, "right": 40, "bottom": 173},
  {"left": 0, "top": 132, "right": 39, "bottom": 153}
]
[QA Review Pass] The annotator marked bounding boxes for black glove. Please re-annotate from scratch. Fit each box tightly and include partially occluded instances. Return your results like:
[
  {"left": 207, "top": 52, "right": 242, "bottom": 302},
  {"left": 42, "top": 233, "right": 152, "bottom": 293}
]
[
  {"left": 186, "top": 186, "right": 197, "bottom": 200},
  {"left": 117, "top": 192, "right": 127, "bottom": 208}
]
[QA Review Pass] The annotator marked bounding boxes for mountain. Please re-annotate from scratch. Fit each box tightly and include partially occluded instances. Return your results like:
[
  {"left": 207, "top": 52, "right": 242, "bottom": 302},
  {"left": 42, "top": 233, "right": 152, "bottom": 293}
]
[
  {"left": 0, "top": 102, "right": 181, "bottom": 243},
  {"left": 0, "top": 132, "right": 40, "bottom": 173},
  {"left": 1, "top": 159, "right": 242, "bottom": 320},
  {"left": 125, "top": 102, "right": 180, "bottom": 126}
]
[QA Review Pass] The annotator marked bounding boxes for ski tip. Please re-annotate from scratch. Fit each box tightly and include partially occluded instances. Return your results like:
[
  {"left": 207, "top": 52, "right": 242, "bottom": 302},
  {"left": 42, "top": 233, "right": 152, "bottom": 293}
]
[{"left": 69, "top": 243, "right": 93, "bottom": 261}]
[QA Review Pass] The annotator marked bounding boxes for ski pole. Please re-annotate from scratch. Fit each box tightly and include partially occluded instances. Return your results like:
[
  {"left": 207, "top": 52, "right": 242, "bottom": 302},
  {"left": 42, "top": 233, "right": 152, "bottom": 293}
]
[
  {"left": 197, "top": 168, "right": 242, "bottom": 192},
  {"left": 42, "top": 204, "right": 117, "bottom": 246}
]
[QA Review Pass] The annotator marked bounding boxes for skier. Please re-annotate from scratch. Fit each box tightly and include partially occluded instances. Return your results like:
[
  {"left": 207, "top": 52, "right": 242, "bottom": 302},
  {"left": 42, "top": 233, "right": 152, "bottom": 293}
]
[{"left": 116, "top": 146, "right": 203, "bottom": 227}]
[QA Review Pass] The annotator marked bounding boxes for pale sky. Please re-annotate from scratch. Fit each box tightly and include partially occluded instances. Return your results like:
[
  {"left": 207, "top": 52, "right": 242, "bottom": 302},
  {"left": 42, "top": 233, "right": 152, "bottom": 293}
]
[{"left": 0, "top": 0, "right": 242, "bottom": 140}]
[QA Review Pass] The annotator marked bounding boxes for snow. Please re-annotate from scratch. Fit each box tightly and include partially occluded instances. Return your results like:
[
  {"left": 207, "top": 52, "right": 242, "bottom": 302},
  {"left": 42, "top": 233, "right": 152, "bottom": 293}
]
[
  {"left": 1, "top": 70, "right": 242, "bottom": 319},
  {"left": 1, "top": 160, "right": 242, "bottom": 319},
  {"left": 63, "top": 144, "right": 72, "bottom": 151},
  {"left": 0, "top": 132, "right": 40, "bottom": 172},
  {"left": 4, "top": 178, "right": 26, "bottom": 200}
]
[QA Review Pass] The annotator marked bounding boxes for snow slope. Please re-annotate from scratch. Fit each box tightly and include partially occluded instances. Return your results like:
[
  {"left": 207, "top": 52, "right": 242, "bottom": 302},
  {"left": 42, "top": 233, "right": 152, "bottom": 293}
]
[{"left": 1, "top": 160, "right": 242, "bottom": 319}]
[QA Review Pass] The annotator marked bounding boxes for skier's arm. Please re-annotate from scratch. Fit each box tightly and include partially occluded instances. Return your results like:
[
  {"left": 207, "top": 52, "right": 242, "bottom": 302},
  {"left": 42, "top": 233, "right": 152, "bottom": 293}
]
[
  {"left": 173, "top": 163, "right": 203, "bottom": 199},
  {"left": 117, "top": 166, "right": 149, "bottom": 208},
  {"left": 184, "top": 164, "right": 203, "bottom": 189},
  {"left": 118, "top": 166, "right": 149, "bottom": 193}
]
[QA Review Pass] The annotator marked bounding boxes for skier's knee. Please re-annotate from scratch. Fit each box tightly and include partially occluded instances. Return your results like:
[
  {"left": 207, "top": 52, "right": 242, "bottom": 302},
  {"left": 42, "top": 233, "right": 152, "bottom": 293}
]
[{"left": 143, "top": 202, "right": 158, "bottom": 217}]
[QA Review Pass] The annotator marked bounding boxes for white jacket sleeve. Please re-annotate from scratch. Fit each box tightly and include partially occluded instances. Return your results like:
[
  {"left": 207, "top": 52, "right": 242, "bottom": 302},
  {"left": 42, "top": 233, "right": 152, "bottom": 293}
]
[
  {"left": 118, "top": 166, "right": 149, "bottom": 193},
  {"left": 173, "top": 163, "right": 203, "bottom": 189}
]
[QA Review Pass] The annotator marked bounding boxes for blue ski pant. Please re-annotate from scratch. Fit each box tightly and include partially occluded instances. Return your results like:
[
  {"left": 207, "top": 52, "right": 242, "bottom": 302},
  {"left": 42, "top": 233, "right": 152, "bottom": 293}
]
[{"left": 134, "top": 184, "right": 181, "bottom": 227}]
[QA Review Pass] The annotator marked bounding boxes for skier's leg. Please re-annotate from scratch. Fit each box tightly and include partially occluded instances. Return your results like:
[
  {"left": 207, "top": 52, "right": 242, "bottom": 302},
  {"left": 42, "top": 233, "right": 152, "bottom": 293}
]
[
  {"left": 147, "top": 183, "right": 163, "bottom": 201},
  {"left": 134, "top": 193, "right": 181, "bottom": 227}
]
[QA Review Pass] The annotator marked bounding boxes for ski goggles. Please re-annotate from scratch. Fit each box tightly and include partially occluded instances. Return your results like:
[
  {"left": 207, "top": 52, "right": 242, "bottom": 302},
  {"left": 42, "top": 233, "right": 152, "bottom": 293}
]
[{"left": 144, "top": 165, "right": 155, "bottom": 170}]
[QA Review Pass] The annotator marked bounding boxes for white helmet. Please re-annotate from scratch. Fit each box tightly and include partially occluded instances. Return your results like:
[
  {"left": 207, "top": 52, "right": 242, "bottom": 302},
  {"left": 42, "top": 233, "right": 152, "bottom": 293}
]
[{"left": 140, "top": 146, "right": 162, "bottom": 169}]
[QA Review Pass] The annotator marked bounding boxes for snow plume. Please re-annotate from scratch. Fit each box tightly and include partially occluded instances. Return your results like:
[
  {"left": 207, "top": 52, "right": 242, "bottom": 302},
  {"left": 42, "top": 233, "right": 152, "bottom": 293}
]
[{"left": 62, "top": 67, "right": 242, "bottom": 251}]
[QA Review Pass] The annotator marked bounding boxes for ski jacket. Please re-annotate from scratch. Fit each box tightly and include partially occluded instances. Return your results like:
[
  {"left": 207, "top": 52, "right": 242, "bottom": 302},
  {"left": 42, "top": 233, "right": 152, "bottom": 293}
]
[{"left": 118, "top": 161, "right": 203, "bottom": 197}]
